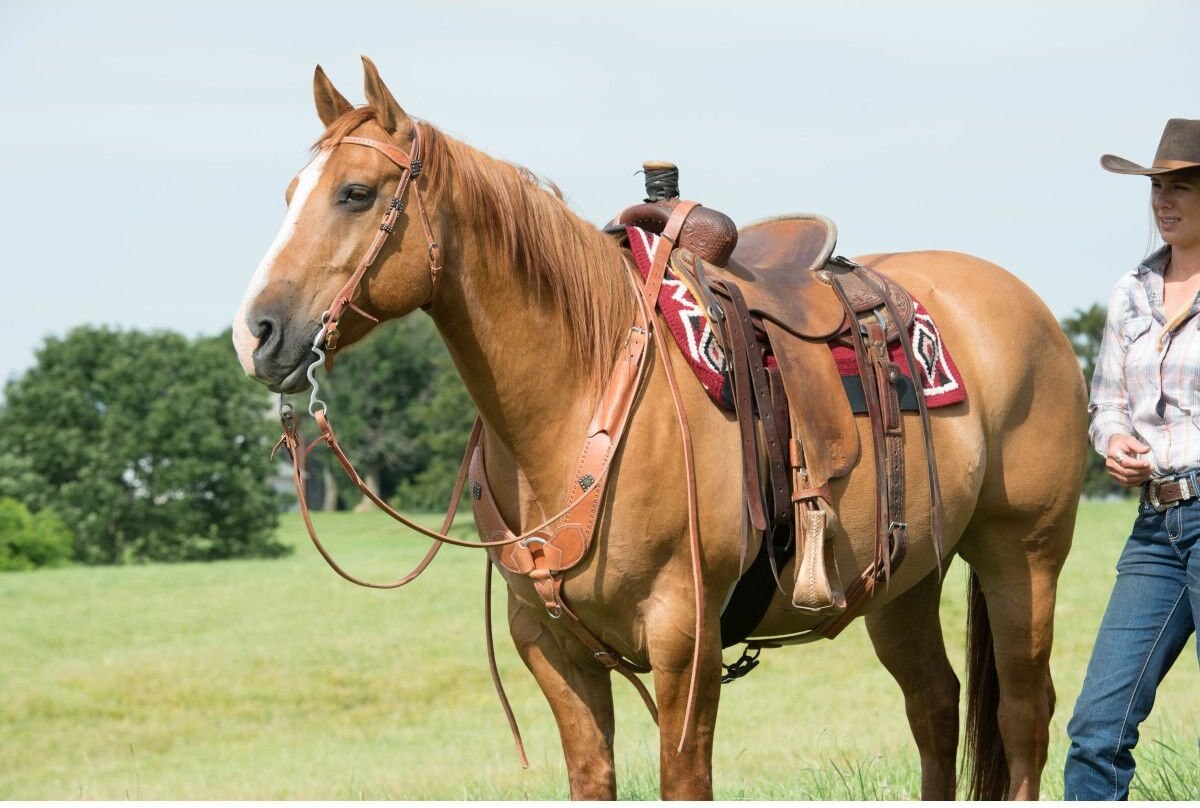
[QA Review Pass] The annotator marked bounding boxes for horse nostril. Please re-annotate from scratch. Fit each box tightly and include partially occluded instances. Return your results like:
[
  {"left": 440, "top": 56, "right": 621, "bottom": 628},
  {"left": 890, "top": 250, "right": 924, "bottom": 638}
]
[{"left": 251, "top": 315, "right": 282, "bottom": 360}]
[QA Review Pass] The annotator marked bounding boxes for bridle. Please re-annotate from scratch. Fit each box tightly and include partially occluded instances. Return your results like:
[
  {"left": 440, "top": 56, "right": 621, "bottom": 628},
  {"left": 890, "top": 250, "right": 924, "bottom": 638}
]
[{"left": 317, "top": 125, "right": 443, "bottom": 357}]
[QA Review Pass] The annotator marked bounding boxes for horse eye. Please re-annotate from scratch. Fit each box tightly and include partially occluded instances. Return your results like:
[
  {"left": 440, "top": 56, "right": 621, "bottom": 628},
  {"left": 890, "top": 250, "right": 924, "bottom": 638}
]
[{"left": 339, "top": 184, "right": 376, "bottom": 210}]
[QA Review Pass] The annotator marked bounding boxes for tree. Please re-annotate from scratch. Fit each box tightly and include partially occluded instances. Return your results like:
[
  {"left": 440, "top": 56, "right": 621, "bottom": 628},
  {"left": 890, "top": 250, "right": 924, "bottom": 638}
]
[
  {"left": 0, "top": 497, "right": 72, "bottom": 571},
  {"left": 312, "top": 315, "right": 475, "bottom": 511},
  {"left": 1061, "top": 304, "right": 1107, "bottom": 391},
  {"left": 1060, "top": 304, "right": 1125, "bottom": 498},
  {"left": 0, "top": 326, "right": 287, "bottom": 563},
  {"left": 392, "top": 346, "right": 478, "bottom": 511}
]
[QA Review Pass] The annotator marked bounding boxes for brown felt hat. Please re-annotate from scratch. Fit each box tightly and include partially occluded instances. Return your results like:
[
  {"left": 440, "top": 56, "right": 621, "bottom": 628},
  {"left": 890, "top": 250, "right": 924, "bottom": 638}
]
[{"left": 1102, "top": 118, "right": 1200, "bottom": 175}]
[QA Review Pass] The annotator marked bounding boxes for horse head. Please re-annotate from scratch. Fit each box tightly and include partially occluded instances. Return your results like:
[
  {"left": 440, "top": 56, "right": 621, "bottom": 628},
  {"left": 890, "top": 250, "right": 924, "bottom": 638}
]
[{"left": 233, "top": 57, "right": 444, "bottom": 393}]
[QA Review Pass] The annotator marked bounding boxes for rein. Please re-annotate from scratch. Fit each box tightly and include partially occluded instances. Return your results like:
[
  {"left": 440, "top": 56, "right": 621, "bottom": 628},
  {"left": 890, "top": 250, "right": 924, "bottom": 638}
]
[{"left": 273, "top": 128, "right": 711, "bottom": 760}]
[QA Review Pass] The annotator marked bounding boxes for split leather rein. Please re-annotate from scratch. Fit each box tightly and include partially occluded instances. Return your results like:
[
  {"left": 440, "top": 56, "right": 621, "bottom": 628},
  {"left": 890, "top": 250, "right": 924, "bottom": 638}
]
[{"left": 272, "top": 125, "right": 710, "bottom": 760}]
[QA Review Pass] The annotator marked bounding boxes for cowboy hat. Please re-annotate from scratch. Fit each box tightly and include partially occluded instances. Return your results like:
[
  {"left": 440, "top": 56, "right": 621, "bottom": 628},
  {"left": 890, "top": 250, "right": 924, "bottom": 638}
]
[{"left": 1102, "top": 118, "right": 1200, "bottom": 175}]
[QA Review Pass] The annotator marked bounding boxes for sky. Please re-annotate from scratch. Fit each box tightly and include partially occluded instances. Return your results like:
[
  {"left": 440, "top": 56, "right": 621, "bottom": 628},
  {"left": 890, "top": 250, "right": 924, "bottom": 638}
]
[{"left": 0, "top": 0, "right": 1196, "bottom": 388}]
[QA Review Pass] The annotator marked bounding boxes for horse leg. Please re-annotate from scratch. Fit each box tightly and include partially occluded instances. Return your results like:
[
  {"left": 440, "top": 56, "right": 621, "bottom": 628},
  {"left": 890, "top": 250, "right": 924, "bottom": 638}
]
[
  {"left": 645, "top": 601, "right": 722, "bottom": 800},
  {"left": 864, "top": 566, "right": 961, "bottom": 799},
  {"left": 958, "top": 511, "right": 1070, "bottom": 800},
  {"left": 509, "top": 598, "right": 618, "bottom": 800}
]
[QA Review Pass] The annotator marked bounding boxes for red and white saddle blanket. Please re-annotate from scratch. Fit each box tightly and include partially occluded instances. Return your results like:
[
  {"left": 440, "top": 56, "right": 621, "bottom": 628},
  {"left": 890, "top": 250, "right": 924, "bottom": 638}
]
[{"left": 625, "top": 225, "right": 967, "bottom": 411}]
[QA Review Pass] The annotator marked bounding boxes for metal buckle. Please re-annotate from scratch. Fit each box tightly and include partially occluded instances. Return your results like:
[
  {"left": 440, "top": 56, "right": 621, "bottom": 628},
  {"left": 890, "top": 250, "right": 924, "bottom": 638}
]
[
  {"left": 1147, "top": 480, "right": 1166, "bottom": 512},
  {"left": 1146, "top": 477, "right": 1191, "bottom": 512}
]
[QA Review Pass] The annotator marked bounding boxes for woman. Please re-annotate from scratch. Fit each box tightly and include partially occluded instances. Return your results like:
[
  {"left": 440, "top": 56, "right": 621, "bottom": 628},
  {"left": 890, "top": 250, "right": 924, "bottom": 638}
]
[{"left": 1065, "top": 118, "right": 1200, "bottom": 799}]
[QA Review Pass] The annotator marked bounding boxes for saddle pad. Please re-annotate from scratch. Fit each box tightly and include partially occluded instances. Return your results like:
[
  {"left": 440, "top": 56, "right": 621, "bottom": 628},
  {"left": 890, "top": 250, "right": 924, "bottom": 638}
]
[
  {"left": 627, "top": 226, "right": 732, "bottom": 406},
  {"left": 625, "top": 225, "right": 966, "bottom": 410},
  {"left": 827, "top": 302, "right": 966, "bottom": 408}
]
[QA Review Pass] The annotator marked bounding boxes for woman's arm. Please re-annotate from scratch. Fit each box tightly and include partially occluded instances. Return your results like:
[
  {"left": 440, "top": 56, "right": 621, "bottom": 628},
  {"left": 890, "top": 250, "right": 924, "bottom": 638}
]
[{"left": 1088, "top": 285, "right": 1151, "bottom": 486}]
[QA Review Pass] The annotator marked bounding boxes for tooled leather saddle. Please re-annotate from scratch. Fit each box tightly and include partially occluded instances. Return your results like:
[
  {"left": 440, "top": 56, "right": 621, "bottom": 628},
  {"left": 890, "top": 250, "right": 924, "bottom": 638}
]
[{"left": 608, "top": 164, "right": 946, "bottom": 650}]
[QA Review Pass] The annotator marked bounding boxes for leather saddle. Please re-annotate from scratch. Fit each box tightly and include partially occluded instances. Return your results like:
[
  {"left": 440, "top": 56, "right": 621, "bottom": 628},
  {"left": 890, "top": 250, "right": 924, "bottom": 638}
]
[
  {"left": 718, "top": 215, "right": 914, "bottom": 343},
  {"left": 610, "top": 190, "right": 943, "bottom": 650}
]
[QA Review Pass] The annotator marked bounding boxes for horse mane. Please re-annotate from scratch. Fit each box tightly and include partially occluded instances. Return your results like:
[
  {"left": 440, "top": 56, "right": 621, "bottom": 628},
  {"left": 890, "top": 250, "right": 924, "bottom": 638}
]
[{"left": 314, "top": 107, "right": 637, "bottom": 390}]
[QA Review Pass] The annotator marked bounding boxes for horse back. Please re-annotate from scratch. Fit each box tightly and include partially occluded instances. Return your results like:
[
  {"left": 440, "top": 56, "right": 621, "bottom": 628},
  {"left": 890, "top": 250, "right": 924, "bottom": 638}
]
[{"left": 854, "top": 250, "right": 1086, "bottom": 437}]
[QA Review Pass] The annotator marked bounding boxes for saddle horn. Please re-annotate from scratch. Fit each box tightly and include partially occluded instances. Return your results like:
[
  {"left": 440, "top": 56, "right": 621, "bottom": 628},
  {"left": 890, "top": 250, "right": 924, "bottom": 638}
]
[{"left": 611, "top": 161, "right": 738, "bottom": 266}]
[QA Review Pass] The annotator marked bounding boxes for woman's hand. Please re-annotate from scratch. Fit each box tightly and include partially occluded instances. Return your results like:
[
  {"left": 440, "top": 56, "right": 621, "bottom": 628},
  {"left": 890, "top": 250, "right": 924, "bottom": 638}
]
[{"left": 1106, "top": 434, "right": 1153, "bottom": 487}]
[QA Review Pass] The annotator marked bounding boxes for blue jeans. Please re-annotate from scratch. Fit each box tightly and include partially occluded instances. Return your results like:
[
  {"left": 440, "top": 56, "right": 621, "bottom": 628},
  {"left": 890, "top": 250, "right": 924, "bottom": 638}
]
[{"left": 1064, "top": 495, "right": 1200, "bottom": 799}]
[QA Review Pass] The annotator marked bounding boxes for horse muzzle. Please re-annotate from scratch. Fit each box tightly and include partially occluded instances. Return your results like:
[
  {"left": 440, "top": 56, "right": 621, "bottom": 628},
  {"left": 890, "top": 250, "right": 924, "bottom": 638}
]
[{"left": 245, "top": 312, "right": 322, "bottom": 393}]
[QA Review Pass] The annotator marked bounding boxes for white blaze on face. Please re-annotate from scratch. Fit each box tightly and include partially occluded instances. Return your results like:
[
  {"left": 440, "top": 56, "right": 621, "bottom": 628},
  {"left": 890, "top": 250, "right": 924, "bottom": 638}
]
[{"left": 233, "top": 150, "right": 331, "bottom": 375}]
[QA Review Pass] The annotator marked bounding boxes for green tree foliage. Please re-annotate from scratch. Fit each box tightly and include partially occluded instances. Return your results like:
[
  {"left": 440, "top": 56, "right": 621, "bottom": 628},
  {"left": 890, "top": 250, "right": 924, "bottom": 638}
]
[
  {"left": 311, "top": 315, "right": 476, "bottom": 511},
  {"left": 0, "top": 497, "right": 73, "bottom": 571},
  {"left": 1060, "top": 304, "right": 1126, "bottom": 498},
  {"left": 1061, "top": 303, "right": 1107, "bottom": 391},
  {"left": 0, "top": 326, "right": 287, "bottom": 564},
  {"left": 392, "top": 347, "right": 478, "bottom": 511}
]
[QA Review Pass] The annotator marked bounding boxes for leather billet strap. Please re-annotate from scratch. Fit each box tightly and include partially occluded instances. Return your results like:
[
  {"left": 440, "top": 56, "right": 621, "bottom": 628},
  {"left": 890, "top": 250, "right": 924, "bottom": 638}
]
[
  {"left": 850, "top": 265, "right": 944, "bottom": 575},
  {"left": 828, "top": 278, "right": 908, "bottom": 585},
  {"left": 320, "top": 127, "right": 443, "bottom": 356}
]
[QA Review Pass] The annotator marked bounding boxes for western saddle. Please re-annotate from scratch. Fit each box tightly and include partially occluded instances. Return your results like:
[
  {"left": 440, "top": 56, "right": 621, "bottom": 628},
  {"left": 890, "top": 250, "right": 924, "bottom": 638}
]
[{"left": 610, "top": 162, "right": 945, "bottom": 648}]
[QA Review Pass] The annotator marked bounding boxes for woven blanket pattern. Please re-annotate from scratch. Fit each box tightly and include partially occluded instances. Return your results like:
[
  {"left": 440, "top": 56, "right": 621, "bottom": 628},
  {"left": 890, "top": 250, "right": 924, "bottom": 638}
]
[
  {"left": 624, "top": 225, "right": 966, "bottom": 411},
  {"left": 626, "top": 226, "right": 729, "bottom": 403}
]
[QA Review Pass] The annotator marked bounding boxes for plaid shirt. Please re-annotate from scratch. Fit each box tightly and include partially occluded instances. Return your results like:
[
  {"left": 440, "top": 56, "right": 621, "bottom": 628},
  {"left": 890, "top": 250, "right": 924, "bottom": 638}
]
[{"left": 1089, "top": 246, "right": 1200, "bottom": 477}]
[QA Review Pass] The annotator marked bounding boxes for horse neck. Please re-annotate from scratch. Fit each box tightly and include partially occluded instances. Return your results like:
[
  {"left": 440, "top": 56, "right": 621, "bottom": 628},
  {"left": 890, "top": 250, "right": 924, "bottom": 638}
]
[{"left": 428, "top": 210, "right": 631, "bottom": 505}]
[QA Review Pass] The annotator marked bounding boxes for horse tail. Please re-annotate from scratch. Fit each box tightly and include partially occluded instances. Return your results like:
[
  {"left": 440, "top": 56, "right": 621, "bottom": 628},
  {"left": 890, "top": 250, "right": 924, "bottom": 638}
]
[{"left": 963, "top": 569, "right": 1008, "bottom": 799}]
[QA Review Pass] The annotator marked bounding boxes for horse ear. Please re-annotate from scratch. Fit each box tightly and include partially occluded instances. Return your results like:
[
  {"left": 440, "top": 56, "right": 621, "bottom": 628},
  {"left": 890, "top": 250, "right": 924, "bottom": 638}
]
[
  {"left": 313, "top": 65, "right": 353, "bottom": 127},
  {"left": 361, "top": 55, "right": 413, "bottom": 140}
]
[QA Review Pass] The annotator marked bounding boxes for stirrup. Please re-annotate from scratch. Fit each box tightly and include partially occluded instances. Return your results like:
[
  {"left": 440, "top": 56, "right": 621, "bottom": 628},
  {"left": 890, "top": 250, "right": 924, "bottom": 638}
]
[{"left": 791, "top": 500, "right": 847, "bottom": 615}]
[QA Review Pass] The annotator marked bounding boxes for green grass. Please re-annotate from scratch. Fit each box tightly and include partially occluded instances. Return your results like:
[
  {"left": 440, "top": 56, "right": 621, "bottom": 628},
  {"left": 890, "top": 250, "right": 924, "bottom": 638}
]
[{"left": 1, "top": 500, "right": 1197, "bottom": 799}]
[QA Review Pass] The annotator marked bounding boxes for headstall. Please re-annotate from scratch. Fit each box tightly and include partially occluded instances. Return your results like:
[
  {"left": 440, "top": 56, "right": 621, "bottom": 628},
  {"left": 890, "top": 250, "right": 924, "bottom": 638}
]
[{"left": 318, "top": 126, "right": 442, "bottom": 358}]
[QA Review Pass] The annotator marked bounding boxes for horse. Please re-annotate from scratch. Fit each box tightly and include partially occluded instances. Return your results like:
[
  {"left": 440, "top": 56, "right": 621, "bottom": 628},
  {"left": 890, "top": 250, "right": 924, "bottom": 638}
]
[{"left": 232, "top": 57, "right": 1086, "bottom": 800}]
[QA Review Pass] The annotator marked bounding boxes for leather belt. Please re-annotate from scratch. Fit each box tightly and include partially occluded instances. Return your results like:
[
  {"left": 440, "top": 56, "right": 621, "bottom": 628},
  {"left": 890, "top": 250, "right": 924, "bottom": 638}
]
[{"left": 1145, "top": 470, "right": 1200, "bottom": 511}]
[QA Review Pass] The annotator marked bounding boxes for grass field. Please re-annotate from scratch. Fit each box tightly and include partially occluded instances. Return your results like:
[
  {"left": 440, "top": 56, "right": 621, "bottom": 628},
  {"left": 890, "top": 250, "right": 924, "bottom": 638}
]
[{"left": 2, "top": 499, "right": 1198, "bottom": 799}]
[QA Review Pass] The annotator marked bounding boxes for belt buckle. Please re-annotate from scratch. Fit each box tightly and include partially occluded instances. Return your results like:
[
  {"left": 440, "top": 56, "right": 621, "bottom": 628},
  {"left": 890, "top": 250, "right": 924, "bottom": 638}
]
[
  {"left": 1147, "top": 481, "right": 1168, "bottom": 512},
  {"left": 1148, "top": 476, "right": 1191, "bottom": 512}
]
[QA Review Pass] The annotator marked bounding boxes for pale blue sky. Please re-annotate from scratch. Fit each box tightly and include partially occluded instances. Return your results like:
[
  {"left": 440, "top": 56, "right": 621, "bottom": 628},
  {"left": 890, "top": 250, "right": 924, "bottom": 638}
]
[{"left": 0, "top": 1, "right": 1195, "bottom": 387}]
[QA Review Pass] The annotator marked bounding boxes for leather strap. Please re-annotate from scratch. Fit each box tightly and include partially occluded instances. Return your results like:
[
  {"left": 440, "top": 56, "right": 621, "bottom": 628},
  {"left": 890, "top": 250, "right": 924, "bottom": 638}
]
[
  {"left": 472, "top": 319, "right": 650, "bottom": 575},
  {"left": 718, "top": 282, "right": 769, "bottom": 533},
  {"left": 1147, "top": 474, "right": 1200, "bottom": 509},
  {"left": 468, "top": 249, "right": 705, "bottom": 753},
  {"left": 830, "top": 277, "right": 902, "bottom": 585},
  {"left": 280, "top": 255, "right": 660, "bottom": 754},
  {"left": 854, "top": 266, "right": 945, "bottom": 573},
  {"left": 484, "top": 558, "right": 530, "bottom": 768},
  {"left": 641, "top": 200, "right": 699, "bottom": 309},
  {"left": 320, "top": 127, "right": 443, "bottom": 360},
  {"left": 679, "top": 252, "right": 727, "bottom": 327},
  {"left": 809, "top": 264, "right": 950, "bottom": 640},
  {"left": 865, "top": 317, "right": 908, "bottom": 582},
  {"left": 723, "top": 282, "right": 790, "bottom": 527},
  {"left": 275, "top": 409, "right": 480, "bottom": 590}
]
